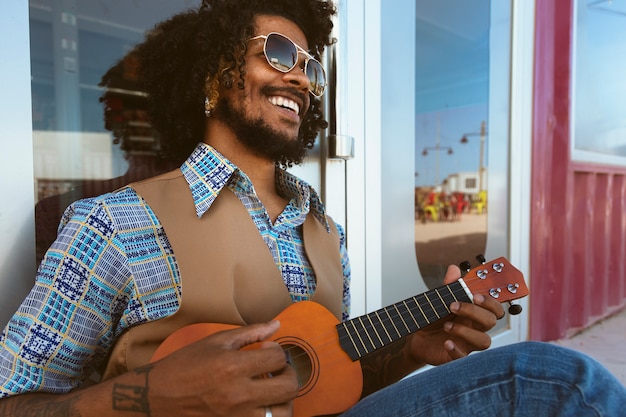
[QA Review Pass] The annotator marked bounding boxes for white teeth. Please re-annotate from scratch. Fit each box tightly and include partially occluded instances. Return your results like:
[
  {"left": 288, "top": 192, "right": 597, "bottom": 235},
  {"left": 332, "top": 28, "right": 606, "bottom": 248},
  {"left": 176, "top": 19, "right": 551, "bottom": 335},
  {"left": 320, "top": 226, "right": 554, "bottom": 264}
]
[{"left": 269, "top": 96, "right": 300, "bottom": 115}]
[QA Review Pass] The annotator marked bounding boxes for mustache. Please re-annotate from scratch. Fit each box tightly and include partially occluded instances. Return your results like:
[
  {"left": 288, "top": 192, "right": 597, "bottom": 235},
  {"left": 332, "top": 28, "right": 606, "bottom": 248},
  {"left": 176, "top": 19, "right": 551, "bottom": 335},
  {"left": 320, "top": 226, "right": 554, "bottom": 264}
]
[{"left": 262, "top": 85, "right": 308, "bottom": 105}]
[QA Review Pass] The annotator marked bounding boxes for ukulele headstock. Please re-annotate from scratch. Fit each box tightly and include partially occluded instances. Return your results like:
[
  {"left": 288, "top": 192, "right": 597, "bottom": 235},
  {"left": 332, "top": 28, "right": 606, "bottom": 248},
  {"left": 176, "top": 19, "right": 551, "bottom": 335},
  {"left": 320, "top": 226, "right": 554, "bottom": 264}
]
[{"left": 459, "top": 255, "right": 528, "bottom": 315}]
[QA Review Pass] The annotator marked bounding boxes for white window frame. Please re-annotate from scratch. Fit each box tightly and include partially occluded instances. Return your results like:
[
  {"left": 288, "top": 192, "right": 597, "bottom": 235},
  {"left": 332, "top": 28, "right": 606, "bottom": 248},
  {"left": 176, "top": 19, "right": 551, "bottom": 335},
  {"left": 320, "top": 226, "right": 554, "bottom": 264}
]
[
  {"left": 570, "top": 0, "right": 626, "bottom": 167},
  {"left": 0, "top": 2, "right": 37, "bottom": 327}
]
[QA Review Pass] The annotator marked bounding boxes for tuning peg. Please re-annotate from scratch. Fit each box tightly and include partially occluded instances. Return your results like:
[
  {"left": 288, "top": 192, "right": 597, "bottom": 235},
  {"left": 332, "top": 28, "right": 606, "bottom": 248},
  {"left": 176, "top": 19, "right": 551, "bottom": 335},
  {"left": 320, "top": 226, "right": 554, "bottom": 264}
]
[
  {"left": 459, "top": 261, "right": 471, "bottom": 275},
  {"left": 476, "top": 254, "right": 486, "bottom": 264},
  {"left": 508, "top": 302, "right": 523, "bottom": 315}
]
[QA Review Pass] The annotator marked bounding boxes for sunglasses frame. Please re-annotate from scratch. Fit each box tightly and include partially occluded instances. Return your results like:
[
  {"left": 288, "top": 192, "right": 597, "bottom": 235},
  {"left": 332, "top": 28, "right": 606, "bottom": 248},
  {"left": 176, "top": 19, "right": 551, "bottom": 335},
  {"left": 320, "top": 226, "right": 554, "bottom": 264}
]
[{"left": 248, "top": 32, "right": 327, "bottom": 97}]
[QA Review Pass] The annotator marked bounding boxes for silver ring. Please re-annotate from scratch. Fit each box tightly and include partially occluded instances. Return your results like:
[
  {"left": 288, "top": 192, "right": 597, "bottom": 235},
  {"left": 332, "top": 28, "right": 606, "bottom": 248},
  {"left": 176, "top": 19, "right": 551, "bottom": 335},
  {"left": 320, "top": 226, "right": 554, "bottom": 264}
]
[{"left": 265, "top": 406, "right": 272, "bottom": 417}]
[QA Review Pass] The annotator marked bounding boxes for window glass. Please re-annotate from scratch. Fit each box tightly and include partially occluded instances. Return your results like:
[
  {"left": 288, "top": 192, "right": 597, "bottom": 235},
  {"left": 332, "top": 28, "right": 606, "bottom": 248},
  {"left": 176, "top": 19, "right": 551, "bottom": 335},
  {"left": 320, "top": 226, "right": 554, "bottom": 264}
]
[
  {"left": 415, "top": 1, "right": 488, "bottom": 287},
  {"left": 573, "top": 0, "right": 626, "bottom": 163},
  {"left": 30, "top": 1, "right": 192, "bottom": 264},
  {"left": 414, "top": 0, "right": 511, "bottom": 295}
]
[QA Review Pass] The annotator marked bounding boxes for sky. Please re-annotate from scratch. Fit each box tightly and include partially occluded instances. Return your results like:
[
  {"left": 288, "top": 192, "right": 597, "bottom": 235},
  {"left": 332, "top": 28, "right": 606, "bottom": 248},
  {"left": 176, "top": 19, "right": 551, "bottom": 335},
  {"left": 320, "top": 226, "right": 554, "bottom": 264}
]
[
  {"left": 415, "top": 104, "right": 488, "bottom": 187},
  {"left": 413, "top": 0, "right": 492, "bottom": 187}
]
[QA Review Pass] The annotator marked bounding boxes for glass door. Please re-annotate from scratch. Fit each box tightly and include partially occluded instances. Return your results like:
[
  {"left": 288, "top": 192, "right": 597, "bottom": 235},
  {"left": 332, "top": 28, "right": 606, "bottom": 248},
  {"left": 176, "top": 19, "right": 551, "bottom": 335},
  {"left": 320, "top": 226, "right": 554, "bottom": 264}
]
[
  {"left": 378, "top": 0, "right": 527, "bottom": 343},
  {"left": 29, "top": 0, "right": 196, "bottom": 265},
  {"left": 413, "top": 0, "right": 515, "bottom": 335},
  {"left": 0, "top": 0, "right": 341, "bottom": 327}
]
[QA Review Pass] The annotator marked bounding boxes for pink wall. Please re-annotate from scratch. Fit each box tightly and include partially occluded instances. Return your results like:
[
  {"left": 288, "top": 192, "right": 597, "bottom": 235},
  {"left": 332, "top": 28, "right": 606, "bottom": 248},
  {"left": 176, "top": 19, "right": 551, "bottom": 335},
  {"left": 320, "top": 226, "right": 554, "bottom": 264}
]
[{"left": 530, "top": 0, "right": 626, "bottom": 341}]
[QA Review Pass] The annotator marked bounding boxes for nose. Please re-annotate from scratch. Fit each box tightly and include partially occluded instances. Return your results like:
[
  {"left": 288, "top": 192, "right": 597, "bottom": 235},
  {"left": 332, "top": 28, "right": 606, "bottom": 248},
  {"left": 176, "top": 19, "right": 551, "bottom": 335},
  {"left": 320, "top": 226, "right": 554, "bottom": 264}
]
[{"left": 283, "top": 55, "right": 310, "bottom": 92}]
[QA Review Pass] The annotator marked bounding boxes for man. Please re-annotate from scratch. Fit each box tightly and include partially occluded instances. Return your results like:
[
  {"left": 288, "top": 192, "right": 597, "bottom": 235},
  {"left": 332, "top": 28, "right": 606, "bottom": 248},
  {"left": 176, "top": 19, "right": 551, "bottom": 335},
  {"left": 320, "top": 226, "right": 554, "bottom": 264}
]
[{"left": 1, "top": 1, "right": 625, "bottom": 416}]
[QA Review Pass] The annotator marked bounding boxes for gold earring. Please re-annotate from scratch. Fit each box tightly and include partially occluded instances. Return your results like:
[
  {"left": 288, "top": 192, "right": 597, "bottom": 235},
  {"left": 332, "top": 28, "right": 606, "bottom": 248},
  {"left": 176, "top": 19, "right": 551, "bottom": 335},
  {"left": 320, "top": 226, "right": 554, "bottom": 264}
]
[
  {"left": 203, "top": 74, "right": 221, "bottom": 118},
  {"left": 205, "top": 96, "right": 212, "bottom": 117}
]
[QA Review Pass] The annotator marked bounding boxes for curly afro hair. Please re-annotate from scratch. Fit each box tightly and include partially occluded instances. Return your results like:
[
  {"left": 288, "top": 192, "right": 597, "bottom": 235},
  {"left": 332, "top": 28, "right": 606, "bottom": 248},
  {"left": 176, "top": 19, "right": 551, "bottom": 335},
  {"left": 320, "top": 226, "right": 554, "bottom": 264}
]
[{"left": 132, "top": 0, "right": 336, "bottom": 166}]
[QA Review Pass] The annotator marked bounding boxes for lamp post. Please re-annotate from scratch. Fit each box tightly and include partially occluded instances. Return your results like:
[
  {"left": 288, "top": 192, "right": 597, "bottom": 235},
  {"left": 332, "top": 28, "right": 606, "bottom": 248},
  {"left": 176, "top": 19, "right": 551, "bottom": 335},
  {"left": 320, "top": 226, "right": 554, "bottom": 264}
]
[
  {"left": 460, "top": 120, "right": 487, "bottom": 192},
  {"left": 421, "top": 144, "right": 453, "bottom": 187}
]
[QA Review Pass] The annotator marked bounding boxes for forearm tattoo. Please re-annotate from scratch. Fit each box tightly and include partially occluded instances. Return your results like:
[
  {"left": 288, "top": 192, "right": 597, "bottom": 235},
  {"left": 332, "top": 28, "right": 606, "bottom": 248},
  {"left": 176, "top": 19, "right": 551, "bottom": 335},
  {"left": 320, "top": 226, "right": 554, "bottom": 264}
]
[
  {"left": 359, "top": 338, "right": 408, "bottom": 398},
  {"left": 112, "top": 365, "right": 153, "bottom": 416},
  {"left": 0, "top": 366, "right": 154, "bottom": 416}
]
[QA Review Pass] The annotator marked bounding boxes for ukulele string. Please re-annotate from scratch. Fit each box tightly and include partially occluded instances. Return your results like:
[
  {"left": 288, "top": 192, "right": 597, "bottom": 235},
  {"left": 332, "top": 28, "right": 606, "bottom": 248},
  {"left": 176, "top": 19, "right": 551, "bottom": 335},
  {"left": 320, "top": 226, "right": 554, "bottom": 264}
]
[
  {"left": 284, "top": 260, "right": 516, "bottom": 357},
  {"left": 282, "top": 262, "right": 521, "bottom": 364},
  {"left": 280, "top": 284, "right": 468, "bottom": 364}
]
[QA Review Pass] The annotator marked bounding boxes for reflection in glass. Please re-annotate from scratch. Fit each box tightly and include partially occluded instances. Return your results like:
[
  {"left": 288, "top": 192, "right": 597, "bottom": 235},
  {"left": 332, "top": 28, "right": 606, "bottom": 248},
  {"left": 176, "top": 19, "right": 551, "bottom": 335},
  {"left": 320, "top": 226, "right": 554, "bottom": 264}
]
[
  {"left": 414, "top": 112, "right": 488, "bottom": 289},
  {"left": 33, "top": 52, "right": 177, "bottom": 263},
  {"left": 29, "top": 1, "right": 189, "bottom": 265},
  {"left": 414, "top": 1, "right": 490, "bottom": 289}
]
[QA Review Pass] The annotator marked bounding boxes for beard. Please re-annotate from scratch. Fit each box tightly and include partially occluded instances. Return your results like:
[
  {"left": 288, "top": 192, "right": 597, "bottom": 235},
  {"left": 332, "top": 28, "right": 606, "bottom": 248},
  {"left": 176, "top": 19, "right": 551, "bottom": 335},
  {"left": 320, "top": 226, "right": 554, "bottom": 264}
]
[{"left": 213, "top": 89, "right": 309, "bottom": 167}]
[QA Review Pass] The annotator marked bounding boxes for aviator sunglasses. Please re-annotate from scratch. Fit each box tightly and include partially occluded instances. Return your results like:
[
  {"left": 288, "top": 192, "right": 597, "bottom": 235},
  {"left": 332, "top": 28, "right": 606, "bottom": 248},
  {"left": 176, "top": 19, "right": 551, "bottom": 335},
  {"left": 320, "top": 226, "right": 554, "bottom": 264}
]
[{"left": 249, "top": 32, "right": 327, "bottom": 97}]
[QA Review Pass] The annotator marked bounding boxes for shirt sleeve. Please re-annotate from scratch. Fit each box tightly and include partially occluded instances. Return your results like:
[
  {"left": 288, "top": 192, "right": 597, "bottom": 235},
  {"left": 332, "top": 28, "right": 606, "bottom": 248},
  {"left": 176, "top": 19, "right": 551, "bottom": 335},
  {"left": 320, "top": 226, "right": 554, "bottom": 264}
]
[
  {"left": 335, "top": 222, "right": 351, "bottom": 322},
  {"left": 0, "top": 197, "right": 133, "bottom": 398}
]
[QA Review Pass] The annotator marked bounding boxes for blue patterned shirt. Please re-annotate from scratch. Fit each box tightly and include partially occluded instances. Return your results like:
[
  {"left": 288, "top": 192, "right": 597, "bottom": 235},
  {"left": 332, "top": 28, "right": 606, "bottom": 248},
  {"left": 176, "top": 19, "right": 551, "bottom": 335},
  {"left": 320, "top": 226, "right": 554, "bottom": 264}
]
[{"left": 0, "top": 143, "right": 351, "bottom": 397}]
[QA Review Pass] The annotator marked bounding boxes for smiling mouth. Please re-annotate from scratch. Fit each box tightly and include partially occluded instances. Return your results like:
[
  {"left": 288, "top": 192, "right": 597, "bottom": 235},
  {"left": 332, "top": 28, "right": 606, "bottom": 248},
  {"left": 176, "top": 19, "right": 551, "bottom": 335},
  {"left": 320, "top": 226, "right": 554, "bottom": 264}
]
[{"left": 268, "top": 96, "right": 300, "bottom": 116}]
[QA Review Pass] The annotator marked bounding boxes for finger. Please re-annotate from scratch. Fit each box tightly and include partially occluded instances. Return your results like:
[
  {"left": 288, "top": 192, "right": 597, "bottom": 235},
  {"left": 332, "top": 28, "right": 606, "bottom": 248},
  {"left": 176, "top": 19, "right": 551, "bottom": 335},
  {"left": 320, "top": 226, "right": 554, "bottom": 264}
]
[
  {"left": 473, "top": 293, "right": 505, "bottom": 320},
  {"left": 443, "top": 321, "right": 492, "bottom": 351},
  {"left": 237, "top": 344, "right": 289, "bottom": 377},
  {"left": 205, "top": 322, "right": 289, "bottom": 376},
  {"left": 444, "top": 339, "right": 467, "bottom": 360},
  {"left": 215, "top": 320, "right": 281, "bottom": 351},
  {"left": 442, "top": 264, "right": 461, "bottom": 285},
  {"left": 256, "top": 364, "right": 299, "bottom": 406},
  {"left": 450, "top": 295, "right": 500, "bottom": 331}
]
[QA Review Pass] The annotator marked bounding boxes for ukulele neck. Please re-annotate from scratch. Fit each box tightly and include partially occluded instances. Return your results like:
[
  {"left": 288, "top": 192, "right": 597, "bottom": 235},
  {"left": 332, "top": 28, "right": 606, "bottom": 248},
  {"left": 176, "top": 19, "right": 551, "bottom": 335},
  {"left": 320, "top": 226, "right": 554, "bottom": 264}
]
[{"left": 336, "top": 280, "right": 472, "bottom": 361}]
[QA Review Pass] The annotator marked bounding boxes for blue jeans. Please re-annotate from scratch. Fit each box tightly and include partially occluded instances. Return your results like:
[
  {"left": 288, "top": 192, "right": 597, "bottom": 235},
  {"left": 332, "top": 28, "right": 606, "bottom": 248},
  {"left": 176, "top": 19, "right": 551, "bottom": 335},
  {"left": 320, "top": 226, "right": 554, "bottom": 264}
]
[{"left": 341, "top": 342, "right": 625, "bottom": 416}]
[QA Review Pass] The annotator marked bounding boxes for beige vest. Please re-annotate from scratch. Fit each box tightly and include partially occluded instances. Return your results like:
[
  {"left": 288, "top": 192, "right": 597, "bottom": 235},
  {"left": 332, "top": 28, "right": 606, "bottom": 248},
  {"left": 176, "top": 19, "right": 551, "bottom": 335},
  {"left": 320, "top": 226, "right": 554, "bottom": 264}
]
[{"left": 102, "top": 169, "right": 343, "bottom": 379}]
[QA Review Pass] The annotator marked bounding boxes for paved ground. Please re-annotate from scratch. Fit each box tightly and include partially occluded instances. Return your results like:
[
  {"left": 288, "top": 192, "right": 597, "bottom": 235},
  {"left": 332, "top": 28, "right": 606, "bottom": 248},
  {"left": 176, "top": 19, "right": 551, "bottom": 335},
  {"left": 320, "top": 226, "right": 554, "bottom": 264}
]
[
  {"left": 415, "top": 213, "right": 626, "bottom": 386},
  {"left": 553, "top": 308, "right": 626, "bottom": 385},
  {"left": 415, "top": 213, "right": 487, "bottom": 289}
]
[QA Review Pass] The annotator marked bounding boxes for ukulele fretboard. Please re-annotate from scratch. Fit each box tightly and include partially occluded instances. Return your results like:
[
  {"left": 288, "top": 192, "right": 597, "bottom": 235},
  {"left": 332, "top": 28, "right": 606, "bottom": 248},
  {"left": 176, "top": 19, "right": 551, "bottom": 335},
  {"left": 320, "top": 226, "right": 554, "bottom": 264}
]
[{"left": 336, "top": 280, "right": 472, "bottom": 361}]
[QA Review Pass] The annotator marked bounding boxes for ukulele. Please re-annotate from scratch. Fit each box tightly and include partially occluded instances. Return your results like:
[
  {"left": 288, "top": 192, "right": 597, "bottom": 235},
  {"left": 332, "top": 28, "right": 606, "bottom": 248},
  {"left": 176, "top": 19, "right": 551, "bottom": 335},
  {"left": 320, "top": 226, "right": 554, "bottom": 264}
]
[{"left": 152, "top": 256, "right": 528, "bottom": 417}]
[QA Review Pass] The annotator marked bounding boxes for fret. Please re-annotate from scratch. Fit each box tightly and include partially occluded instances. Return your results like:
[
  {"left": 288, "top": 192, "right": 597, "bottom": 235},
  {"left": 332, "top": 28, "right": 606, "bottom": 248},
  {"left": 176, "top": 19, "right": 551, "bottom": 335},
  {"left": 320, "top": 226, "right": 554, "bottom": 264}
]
[
  {"left": 337, "top": 281, "right": 476, "bottom": 361},
  {"left": 354, "top": 317, "right": 376, "bottom": 354},
  {"left": 367, "top": 311, "right": 392, "bottom": 346},
  {"left": 337, "top": 322, "right": 361, "bottom": 360},
  {"left": 373, "top": 310, "right": 394, "bottom": 344},
  {"left": 389, "top": 305, "right": 408, "bottom": 336},
  {"left": 405, "top": 297, "right": 430, "bottom": 328},
  {"left": 401, "top": 300, "right": 421, "bottom": 332},
  {"left": 349, "top": 319, "right": 369, "bottom": 356},
  {"left": 431, "top": 289, "right": 451, "bottom": 317},
  {"left": 359, "top": 314, "right": 384, "bottom": 350},
  {"left": 449, "top": 281, "right": 473, "bottom": 304},
  {"left": 439, "top": 284, "right": 459, "bottom": 306},
  {"left": 434, "top": 288, "right": 447, "bottom": 306},
  {"left": 394, "top": 302, "right": 419, "bottom": 334},
  {"left": 439, "top": 282, "right": 470, "bottom": 307},
  {"left": 383, "top": 305, "right": 402, "bottom": 339},
  {"left": 424, "top": 292, "right": 441, "bottom": 319},
  {"left": 414, "top": 293, "right": 439, "bottom": 322},
  {"left": 452, "top": 282, "right": 465, "bottom": 300},
  {"left": 334, "top": 259, "right": 524, "bottom": 363}
]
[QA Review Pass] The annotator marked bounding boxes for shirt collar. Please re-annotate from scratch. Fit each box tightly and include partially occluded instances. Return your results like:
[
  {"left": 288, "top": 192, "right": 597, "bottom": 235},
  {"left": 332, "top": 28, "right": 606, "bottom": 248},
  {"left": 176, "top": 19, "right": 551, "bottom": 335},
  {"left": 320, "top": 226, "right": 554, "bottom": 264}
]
[{"left": 180, "top": 143, "right": 330, "bottom": 230}]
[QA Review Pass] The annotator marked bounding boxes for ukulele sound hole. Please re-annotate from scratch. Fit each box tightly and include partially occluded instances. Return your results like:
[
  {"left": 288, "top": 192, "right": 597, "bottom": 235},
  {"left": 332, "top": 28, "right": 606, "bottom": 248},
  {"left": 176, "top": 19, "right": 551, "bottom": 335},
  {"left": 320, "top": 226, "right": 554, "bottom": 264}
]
[
  {"left": 283, "top": 344, "right": 313, "bottom": 388},
  {"left": 277, "top": 336, "right": 320, "bottom": 396}
]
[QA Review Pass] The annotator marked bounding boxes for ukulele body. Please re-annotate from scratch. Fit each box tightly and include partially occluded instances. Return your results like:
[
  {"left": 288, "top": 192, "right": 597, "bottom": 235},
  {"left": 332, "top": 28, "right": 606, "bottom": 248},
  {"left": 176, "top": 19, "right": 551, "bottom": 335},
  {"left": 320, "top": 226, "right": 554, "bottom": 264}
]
[{"left": 152, "top": 301, "right": 363, "bottom": 417}]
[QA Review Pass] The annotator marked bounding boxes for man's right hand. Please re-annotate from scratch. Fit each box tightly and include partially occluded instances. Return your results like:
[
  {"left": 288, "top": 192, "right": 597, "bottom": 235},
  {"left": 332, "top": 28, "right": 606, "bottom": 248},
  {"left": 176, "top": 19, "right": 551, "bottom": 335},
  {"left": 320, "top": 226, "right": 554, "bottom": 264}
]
[
  {"left": 0, "top": 321, "right": 299, "bottom": 417},
  {"left": 146, "top": 320, "right": 299, "bottom": 416}
]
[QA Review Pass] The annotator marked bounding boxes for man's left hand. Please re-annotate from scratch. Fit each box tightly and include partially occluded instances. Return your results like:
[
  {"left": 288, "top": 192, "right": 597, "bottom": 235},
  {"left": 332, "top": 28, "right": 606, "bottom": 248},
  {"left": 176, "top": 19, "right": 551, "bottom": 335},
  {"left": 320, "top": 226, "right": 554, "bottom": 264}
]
[{"left": 407, "top": 264, "right": 505, "bottom": 365}]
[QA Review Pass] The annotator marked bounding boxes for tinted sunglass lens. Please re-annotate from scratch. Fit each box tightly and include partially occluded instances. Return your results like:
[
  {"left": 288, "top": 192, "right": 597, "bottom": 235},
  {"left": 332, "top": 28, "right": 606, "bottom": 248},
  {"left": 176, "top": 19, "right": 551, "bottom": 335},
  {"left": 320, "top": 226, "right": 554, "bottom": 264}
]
[
  {"left": 265, "top": 34, "right": 297, "bottom": 72},
  {"left": 306, "top": 60, "right": 326, "bottom": 97},
  {"left": 265, "top": 33, "right": 326, "bottom": 96}
]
